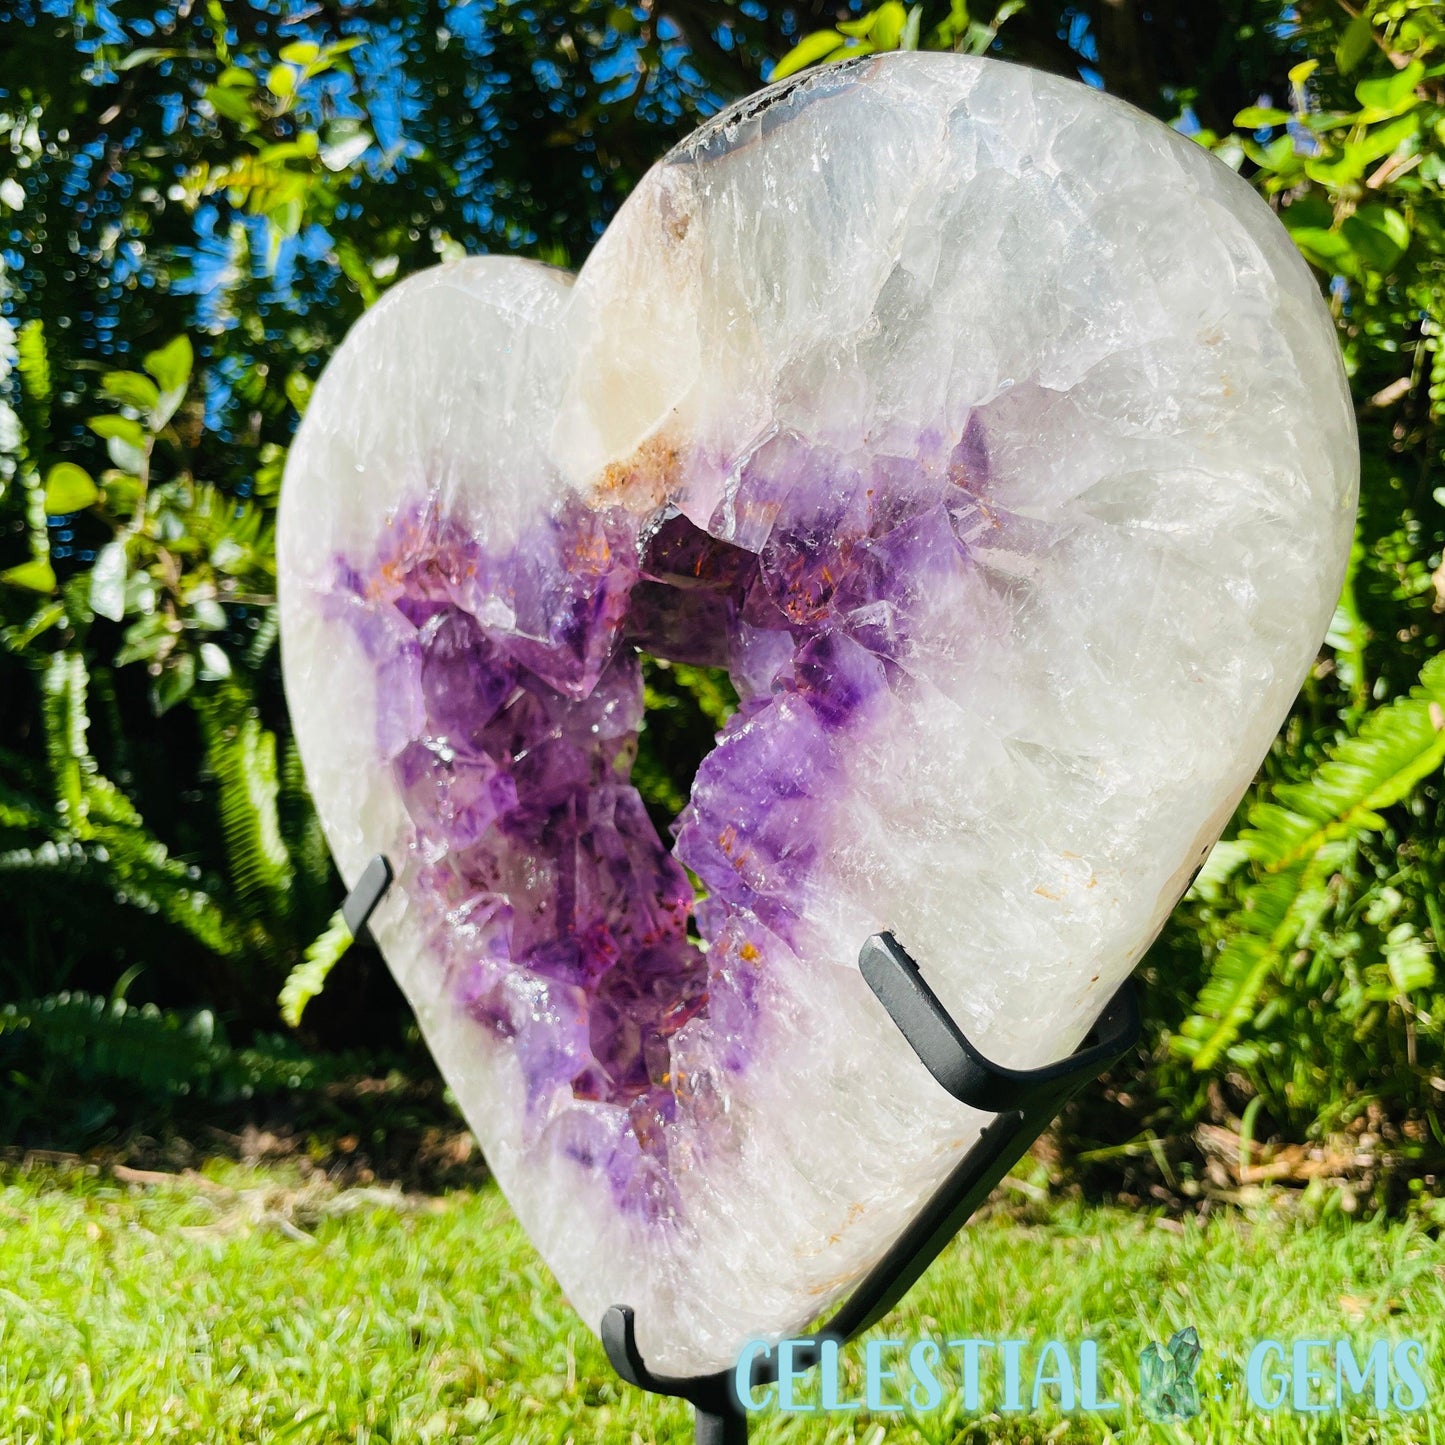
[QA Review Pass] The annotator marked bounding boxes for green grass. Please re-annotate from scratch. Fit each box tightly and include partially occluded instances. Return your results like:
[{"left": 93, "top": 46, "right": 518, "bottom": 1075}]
[{"left": 0, "top": 1163, "right": 1442, "bottom": 1443}]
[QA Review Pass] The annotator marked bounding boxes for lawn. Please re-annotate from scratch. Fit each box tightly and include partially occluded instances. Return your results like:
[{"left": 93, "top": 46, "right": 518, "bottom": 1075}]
[{"left": 0, "top": 1161, "right": 1441, "bottom": 1444}]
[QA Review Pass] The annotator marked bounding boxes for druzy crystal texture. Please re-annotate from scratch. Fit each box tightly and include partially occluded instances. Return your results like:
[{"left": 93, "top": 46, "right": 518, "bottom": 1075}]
[{"left": 278, "top": 54, "right": 1358, "bottom": 1374}]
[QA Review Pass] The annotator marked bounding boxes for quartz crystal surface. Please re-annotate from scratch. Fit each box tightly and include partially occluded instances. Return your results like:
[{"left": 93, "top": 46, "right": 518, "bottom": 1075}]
[{"left": 278, "top": 53, "right": 1358, "bottom": 1375}]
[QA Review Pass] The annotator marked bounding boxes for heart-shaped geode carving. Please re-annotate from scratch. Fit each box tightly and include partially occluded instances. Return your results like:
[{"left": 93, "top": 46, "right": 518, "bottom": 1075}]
[{"left": 278, "top": 53, "right": 1357, "bottom": 1374}]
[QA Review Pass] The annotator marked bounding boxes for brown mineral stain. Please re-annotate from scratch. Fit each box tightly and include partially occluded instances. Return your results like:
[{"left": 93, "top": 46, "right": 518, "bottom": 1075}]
[
  {"left": 591, "top": 432, "right": 682, "bottom": 513},
  {"left": 665, "top": 205, "right": 691, "bottom": 243},
  {"left": 822, "top": 1201, "right": 868, "bottom": 1249}
]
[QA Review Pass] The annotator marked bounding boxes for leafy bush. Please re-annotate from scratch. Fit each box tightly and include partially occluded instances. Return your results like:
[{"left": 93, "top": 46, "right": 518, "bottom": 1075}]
[
  {"left": 0, "top": 319, "right": 342, "bottom": 1021},
  {"left": 0, "top": 987, "right": 340, "bottom": 1141}
]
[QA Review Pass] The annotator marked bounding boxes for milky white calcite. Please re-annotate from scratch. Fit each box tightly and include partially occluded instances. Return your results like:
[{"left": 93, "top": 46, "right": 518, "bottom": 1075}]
[{"left": 278, "top": 53, "right": 1357, "bottom": 1375}]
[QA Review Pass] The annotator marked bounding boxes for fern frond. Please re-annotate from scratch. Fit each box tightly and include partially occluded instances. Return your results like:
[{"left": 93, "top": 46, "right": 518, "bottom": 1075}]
[
  {"left": 0, "top": 777, "right": 51, "bottom": 832},
  {"left": 88, "top": 823, "right": 246, "bottom": 959},
  {"left": 280, "top": 734, "right": 333, "bottom": 898},
  {"left": 41, "top": 651, "right": 92, "bottom": 836},
  {"left": 1240, "top": 653, "right": 1445, "bottom": 871},
  {"left": 244, "top": 608, "right": 280, "bottom": 669},
  {"left": 197, "top": 687, "right": 293, "bottom": 919},
  {"left": 14, "top": 318, "right": 51, "bottom": 430},
  {"left": 1, "top": 992, "right": 223, "bottom": 1099},
  {"left": 0, "top": 839, "right": 91, "bottom": 876},
  {"left": 82, "top": 774, "right": 144, "bottom": 828},
  {"left": 1179, "top": 653, "right": 1445, "bottom": 1074},
  {"left": 1174, "top": 844, "right": 1348, "bottom": 1071},
  {"left": 277, "top": 909, "right": 353, "bottom": 1028}
]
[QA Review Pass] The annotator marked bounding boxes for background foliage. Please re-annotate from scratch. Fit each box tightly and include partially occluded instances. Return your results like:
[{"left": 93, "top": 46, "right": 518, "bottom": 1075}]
[{"left": 2, "top": 0, "right": 1443, "bottom": 1196}]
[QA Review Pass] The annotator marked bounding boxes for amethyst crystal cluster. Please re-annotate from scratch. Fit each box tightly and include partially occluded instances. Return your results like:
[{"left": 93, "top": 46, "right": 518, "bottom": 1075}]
[
  {"left": 331, "top": 419, "right": 990, "bottom": 1217},
  {"left": 279, "top": 54, "right": 1357, "bottom": 1373}
]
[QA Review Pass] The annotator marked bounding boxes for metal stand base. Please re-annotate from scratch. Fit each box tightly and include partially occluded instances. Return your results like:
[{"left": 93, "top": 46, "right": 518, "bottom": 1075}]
[
  {"left": 694, "top": 1404, "right": 748, "bottom": 1444},
  {"left": 340, "top": 858, "right": 1141, "bottom": 1445}
]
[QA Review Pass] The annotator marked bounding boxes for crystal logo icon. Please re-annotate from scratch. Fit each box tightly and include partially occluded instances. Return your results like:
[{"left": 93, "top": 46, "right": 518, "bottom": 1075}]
[
  {"left": 1139, "top": 1327, "right": 1203, "bottom": 1423},
  {"left": 279, "top": 53, "right": 1358, "bottom": 1376}
]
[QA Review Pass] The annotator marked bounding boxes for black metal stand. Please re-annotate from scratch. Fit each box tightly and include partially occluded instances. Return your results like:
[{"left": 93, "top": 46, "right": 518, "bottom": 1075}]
[
  {"left": 340, "top": 857, "right": 1141, "bottom": 1444},
  {"left": 341, "top": 853, "right": 392, "bottom": 946}
]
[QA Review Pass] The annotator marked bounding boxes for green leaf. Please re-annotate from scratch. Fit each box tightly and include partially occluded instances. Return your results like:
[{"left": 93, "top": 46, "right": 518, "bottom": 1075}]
[
  {"left": 1385, "top": 927, "right": 1434, "bottom": 995},
  {"left": 142, "top": 335, "right": 193, "bottom": 396},
  {"left": 153, "top": 652, "right": 196, "bottom": 715},
  {"left": 284, "top": 371, "right": 314, "bottom": 415},
  {"left": 115, "top": 615, "right": 173, "bottom": 667},
  {"left": 197, "top": 642, "right": 232, "bottom": 681},
  {"left": 83, "top": 822, "right": 245, "bottom": 957},
  {"left": 257, "top": 136, "right": 319, "bottom": 165},
  {"left": 1176, "top": 848, "right": 1343, "bottom": 1071},
  {"left": 89, "top": 540, "right": 129, "bottom": 623},
  {"left": 901, "top": 4, "right": 922, "bottom": 50},
  {"left": 1288, "top": 226, "right": 1353, "bottom": 270},
  {"left": 101, "top": 471, "right": 145, "bottom": 514},
  {"left": 267, "top": 63, "right": 297, "bottom": 98},
  {"left": 42, "top": 650, "right": 91, "bottom": 834},
  {"left": 189, "top": 598, "right": 227, "bottom": 631},
  {"left": 1281, "top": 194, "right": 1333, "bottom": 232},
  {"left": 279, "top": 41, "right": 321, "bottom": 66},
  {"left": 43, "top": 462, "right": 100, "bottom": 515},
  {"left": 207, "top": 82, "right": 256, "bottom": 124},
  {"left": 3, "top": 601, "right": 65, "bottom": 652},
  {"left": 1355, "top": 61, "right": 1424, "bottom": 117},
  {"left": 87, "top": 414, "right": 149, "bottom": 447},
  {"left": 1335, "top": 15, "right": 1374, "bottom": 76},
  {"left": 1178, "top": 654, "right": 1445, "bottom": 1072},
  {"left": 1234, "top": 106, "right": 1291, "bottom": 128},
  {"left": 1361, "top": 203, "right": 1411, "bottom": 253},
  {"left": 100, "top": 371, "right": 162, "bottom": 413},
  {"left": 769, "top": 30, "right": 846, "bottom": 82},
  {"left": 870, "top": 2, "right": 908, "bottom": 52},
  {"left": 104, "top": 430, "right": 149, "bottom": 475},
  {"left": 334, "top": 237, "right": 380, "bottom": 307},
  {"left": 0, "top": 559, "right": 57, "bottom": 594},
  {"left": 1351, "top": 112, "right": 1421, "bottom": 170},
  {"left": 116, "top": 47, "right": 184, "bottom": 71},
  {"left": 1304, "top": 147, "right": 1368, "bottom": 189},
  {"left": 1341, "top": 204, "right": 1410, "bottom": 273},
  {"left": 269, "top": 196, "right": 304, "bottom": 239},
  {"left": 1245, "top": 132, "right": 1300, "bottom": 175},
  {"left": 1189, "top": 839, "right": 1251, "bottom": 900}
]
